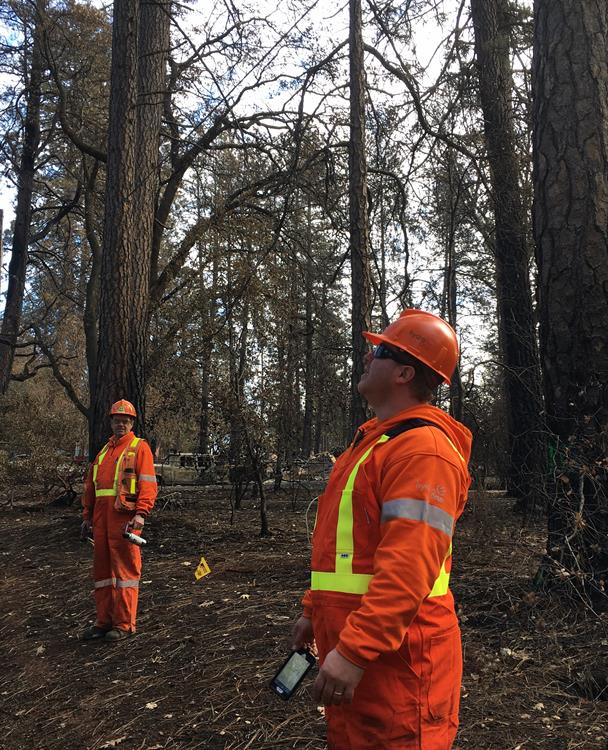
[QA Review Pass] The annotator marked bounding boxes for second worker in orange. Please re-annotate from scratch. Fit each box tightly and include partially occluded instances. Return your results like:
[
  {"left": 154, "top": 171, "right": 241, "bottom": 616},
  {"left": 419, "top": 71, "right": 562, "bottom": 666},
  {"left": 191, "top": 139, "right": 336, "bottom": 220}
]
[{"left": 81, "top": 399, "right": 158, "bottom": 641}]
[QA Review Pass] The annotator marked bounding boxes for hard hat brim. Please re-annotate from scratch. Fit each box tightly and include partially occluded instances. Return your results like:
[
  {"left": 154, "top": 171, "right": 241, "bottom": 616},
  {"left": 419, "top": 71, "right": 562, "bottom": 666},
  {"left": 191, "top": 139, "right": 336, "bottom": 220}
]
[{"left": 363, "top": 330, "right": 399, "bottom": 348}]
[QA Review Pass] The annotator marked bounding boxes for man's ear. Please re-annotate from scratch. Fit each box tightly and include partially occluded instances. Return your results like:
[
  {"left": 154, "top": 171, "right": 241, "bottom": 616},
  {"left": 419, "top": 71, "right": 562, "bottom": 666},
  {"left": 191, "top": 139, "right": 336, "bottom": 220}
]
[{"left": 397, "top": 365, "right": 416, "bottom": 385}]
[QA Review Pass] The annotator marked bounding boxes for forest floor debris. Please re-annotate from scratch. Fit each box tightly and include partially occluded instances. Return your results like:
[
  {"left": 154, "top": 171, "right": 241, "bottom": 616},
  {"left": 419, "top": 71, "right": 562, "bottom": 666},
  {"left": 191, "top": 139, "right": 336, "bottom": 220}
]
[{"left": 0, "top": 489, "right": 606, "bottom": 749}]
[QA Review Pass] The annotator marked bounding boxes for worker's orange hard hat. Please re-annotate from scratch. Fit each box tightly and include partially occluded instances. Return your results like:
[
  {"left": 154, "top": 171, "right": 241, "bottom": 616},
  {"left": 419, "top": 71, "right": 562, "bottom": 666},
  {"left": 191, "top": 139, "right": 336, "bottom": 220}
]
[
  {"left": 363, "top": 309, "right": 459, "bottom": 384},
  {"left": 109, "top": 399, "right": 137, "bottom": 418}
]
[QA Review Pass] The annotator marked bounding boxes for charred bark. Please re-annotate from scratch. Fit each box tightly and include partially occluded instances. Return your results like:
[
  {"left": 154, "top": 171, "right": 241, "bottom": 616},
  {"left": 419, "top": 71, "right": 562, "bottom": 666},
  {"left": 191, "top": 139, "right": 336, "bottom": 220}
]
[
  {"left": 83, "top": 161, "right": 102, "bottom": 407},
  {"left": 301, "top": 199, "right": 315, "bottom": 458},
  {"left": 472, "top": 0, "right": 545, "bottom": 510},
  {"left": 92, "top": 0, "right": 139, "bottom": 456},
  {"left": 130, "top": 0, "right": 170, "bottom": 430},
  {"left": 91, "top": 0, "right": 169, "bottom": 456},
  {"left": 349, "top": 0, "right": 372, "bottom": 433},
  {"left": 532, "top": 0, "right": 608, "bottom": 602},
  {"left": 0, "top": 7, "right": 44, "bottom": 393}
]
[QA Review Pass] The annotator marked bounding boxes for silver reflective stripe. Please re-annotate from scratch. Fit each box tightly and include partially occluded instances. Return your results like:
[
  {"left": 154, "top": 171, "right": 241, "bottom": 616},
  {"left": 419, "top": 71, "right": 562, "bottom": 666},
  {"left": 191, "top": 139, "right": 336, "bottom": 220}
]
[
  {"left": 138, "top": 474, "right": 157, "bottom": 483},
  {"left": 381, "top": 498, "right": 454, "bottom": 536},
  {"left": 94, "top": 578, "right": 116, "bottom": 589},
  {"left": 117, "top": 579, "right": 139, "bottom": 589}
]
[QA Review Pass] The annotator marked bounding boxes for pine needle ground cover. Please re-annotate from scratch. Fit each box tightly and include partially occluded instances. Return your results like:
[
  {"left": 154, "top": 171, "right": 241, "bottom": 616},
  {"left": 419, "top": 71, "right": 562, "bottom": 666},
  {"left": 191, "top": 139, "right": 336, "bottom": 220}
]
[{"left": 0, "top": 490, "right": 606, "bottom": 750}]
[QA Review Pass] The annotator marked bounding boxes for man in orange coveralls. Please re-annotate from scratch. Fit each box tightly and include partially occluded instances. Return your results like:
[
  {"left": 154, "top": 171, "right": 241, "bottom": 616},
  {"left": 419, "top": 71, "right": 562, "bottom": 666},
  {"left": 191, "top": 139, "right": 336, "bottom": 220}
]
[
  {"left": 292, "top": 310, "right": 472, "bottom": 749},
  {"left": 80, "top": 399, "right": 158, "bottom": 641}
]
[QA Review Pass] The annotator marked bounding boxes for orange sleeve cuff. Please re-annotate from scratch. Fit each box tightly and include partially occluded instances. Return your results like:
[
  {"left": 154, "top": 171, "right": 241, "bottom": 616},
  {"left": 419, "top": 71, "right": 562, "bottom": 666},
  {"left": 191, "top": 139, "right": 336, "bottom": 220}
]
[{"left": 336, "top": 642, "right": 370, "bottom": 670}]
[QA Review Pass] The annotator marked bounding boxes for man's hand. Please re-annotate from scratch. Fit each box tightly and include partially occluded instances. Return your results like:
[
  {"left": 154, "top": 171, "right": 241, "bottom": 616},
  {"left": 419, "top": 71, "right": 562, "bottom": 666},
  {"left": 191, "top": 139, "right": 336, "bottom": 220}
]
[
  {"left": 312, "top": 648, "right": 364, "bottom": 706},
  {"left": 291, "top": 615, "right": 314, "bottom": 651},
  {"left": 129, "top": 513, "right": 145, "bottom": 530},
  {"left": 80, "top": 519, "right": 92, "bottom": 540}
]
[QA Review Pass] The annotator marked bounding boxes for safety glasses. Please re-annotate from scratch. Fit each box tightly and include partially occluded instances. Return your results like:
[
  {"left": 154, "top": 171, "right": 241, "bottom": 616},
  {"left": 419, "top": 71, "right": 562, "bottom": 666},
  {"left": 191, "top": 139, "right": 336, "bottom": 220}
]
[{"left": 372, "top": 342, "right": 412, "bottom": 365}]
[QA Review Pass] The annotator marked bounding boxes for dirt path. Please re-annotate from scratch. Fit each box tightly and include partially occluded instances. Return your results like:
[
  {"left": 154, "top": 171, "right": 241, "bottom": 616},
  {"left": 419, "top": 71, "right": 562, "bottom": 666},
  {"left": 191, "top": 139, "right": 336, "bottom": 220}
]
[{"left": 0, "top": 490, "right": 606, "bottom": 749}]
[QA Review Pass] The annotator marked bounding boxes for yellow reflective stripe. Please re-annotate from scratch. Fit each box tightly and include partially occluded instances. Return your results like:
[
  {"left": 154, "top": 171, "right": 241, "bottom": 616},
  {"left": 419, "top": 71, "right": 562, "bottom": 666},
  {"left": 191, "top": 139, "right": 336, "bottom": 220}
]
[
  {"left": 312, "top": 431, "right": 454, "bottom": 599},
  {"left": 428, "top": 544, "right": 452, "bottom": 598},
  {"left": 93, "top": 445, "right": 110, "bottom": 484},
  {"left": 94, "top": 437, "right": 141, "bottom": 496},
  {"left": 113, "top": 437, "right": 141, "bottom": 495},
  {"left": 311, "top": 571, "right": 373, "bottom": 594},
  {"left": 111, "top": 454, "right": 121, "bottom": 492},
  {"left": 126, "top": 438, "right": 140, "bottom": 495},
  {"left": 311, "top": 555, "right": 451, "bottom": 598},
  {"left": 335, "top": 435, "right": 389, "bottom": 574},
  {"left": 443, "top": 434, "right": 465, "bottom": 463}
]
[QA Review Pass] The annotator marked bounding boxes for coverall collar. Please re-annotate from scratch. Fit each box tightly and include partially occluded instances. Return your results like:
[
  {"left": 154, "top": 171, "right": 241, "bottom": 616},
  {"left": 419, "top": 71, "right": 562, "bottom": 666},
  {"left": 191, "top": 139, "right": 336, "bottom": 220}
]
[
  {"left": 108, "top": 431, "right": 135, "bottom": 449},
  {"left": 353, "top": 404, "right": 423, "bottom": 445},
  {"left": 351, "top": 403, "right": 472, "bottom": 463}
]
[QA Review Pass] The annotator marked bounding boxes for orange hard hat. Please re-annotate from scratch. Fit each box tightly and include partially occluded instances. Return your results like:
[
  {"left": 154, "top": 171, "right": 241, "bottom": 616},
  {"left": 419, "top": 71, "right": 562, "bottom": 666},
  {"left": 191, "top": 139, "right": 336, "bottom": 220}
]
[
  {"left": 363, "top": 309, "right": 459, "bottom": 384},
  {"left": 109, "top": 399, "right": 137, "bottom": 418}
]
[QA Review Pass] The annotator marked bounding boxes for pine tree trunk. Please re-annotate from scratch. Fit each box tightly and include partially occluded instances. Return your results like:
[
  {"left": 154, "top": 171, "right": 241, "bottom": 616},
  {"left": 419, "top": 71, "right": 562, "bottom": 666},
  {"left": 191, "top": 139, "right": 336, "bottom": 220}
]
[
  {"left": 229, "top": 288, "right": 249, "bottom": 509},
  {"left": 0, "top": 6, "right": 44, "bottom": 393},
  {"left": 198, "top": 248, "right": 218, "bottom": 456},
  {"left": 285, "top": 247, "right": 299, "bottom": 463},
  {"left": 92, "top": 0, "right": 139, "bottom": 456},
  {"left": 273, "top": 329, "right": 286, "bottom": 492},
  {"left": 130, "top": 0, "right": 170, "bottom": 429},
  {"left": 83, "top": 162, "right": 102, "bottom": 413},
  {"left": 302, "top": 200, "right": 314, "bottom": 458},
  {"left": 91, "top": 0, "right": 168, "bottom": 456},
  {"left": 349, "top": 0, "right": 371, "bottom": 434},
  {"left": 313, "top": 286, "right": 329, "bottom": 455},
  {"left": 471, "top": 0, "right": 545, "bottom": 510},
  {"left": 533, "top": 0, "right": 608, "bottom": 601}
]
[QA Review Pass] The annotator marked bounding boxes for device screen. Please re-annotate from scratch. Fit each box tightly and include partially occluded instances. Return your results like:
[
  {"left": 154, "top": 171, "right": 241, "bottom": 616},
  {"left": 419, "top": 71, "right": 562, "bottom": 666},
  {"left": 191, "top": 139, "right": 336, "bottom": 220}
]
[{"left": 271, "top": 650, "right": 314, "bottom": 698}]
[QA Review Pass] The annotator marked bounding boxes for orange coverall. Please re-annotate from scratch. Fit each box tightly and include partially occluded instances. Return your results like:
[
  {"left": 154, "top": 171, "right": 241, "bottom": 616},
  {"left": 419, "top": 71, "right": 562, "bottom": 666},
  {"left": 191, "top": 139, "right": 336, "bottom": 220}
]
[
  {"left": 82, "top": 432, "right": 157, "bottom": 632},
  {"left": 303, "top": 404, "right": 472, "bottom": 750}
]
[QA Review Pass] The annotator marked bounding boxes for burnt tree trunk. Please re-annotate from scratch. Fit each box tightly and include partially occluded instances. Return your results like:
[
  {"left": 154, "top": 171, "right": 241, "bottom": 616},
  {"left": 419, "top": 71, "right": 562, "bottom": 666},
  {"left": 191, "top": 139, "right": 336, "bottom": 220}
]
[
  {"left": 273, "top": 328, "right": 286, "bottom": 493},
  {"left": 285, "top": 245, "right": 299, "bottom": 463},
  {"left": 439, "top": 150, "right": 464, "bottom": 423},
  {"left": 533, "top": 0, "right": 608, "bottom": 601},
  {"left": 0, "top": 6, "right": 44, "bottom": 393},
  {"left": 472, "top": 0, "right": 545, "bottom": 510},
  {"left": 83, "top": 161, "right": 102, "bottom": 413},
  {"left": 349, "top": 0, "right": 372, "bottom": 434},
  {"left": 130, "top": 0, "right": 170, "bottom": 431},
  {"left": 92, "top": 0, "right": 169, "bottom": 456},
  {"left": 229, "top": 284, "right": 249, "bottom": 510},
  {"left": 92, "top": 0, "right": 139, "bottom": 456},
  {"left": 301, "top": 199, "right": 315, "bottom": 458},
  {"left": 198, "top": 245, "right": 218, "bottom": 456}
]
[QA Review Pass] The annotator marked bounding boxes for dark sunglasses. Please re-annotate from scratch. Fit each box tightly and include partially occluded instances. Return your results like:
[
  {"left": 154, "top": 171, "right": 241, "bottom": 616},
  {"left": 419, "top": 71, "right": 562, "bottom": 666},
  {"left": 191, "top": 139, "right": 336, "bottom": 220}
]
[{"left": 372, "top": 343, "right": 412, "bottom": 365}]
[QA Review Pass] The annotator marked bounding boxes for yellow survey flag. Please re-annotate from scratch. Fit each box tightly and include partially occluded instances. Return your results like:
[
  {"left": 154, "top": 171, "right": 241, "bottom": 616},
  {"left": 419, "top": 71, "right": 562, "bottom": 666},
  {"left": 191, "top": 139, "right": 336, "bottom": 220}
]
[{"left": 194, "top": 556, "right": 211, "bottom": 580}]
